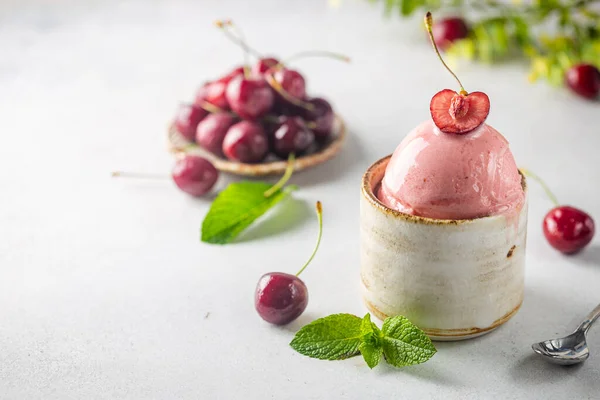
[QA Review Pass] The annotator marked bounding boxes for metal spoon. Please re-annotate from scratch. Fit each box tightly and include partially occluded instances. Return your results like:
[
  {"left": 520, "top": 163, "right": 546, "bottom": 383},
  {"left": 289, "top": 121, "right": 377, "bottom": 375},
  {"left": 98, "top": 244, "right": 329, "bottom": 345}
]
[{"left": 532, "top": 303, "right": 600, "bottom": 365}]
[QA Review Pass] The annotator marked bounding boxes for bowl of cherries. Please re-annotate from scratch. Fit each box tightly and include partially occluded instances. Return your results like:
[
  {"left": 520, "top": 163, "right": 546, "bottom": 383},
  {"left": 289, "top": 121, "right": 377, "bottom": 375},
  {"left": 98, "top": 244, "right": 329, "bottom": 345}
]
[{"left": 168, "top": 23, "right": 347, "bottom": 177}]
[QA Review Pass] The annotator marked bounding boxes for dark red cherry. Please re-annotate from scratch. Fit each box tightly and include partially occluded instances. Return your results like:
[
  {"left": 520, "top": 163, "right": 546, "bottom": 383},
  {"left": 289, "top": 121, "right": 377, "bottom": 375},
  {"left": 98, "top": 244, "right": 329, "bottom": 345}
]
[
  {"left": 430, "top": 89, "right": 490, "bottom": 134},
  {"left": 195, "top": 113, "right": 236, "bottom": 157},
  {"left": 222, "top": 66, "right": 245, "bottom": 82},
  {"left": 272, "top": 117, "right": 315, "bottom": 159},
  {"left": 174, "top": 104, "right": 208, "bottom": 142},
  {"left": 252, "top": 57, "right": 279, "bottom": 77},
  {"left": 566, "top": 64, "right": 600, "bottom": 100},
  {"left": 255, "top": 272, "right": 308, "bottom": 326},
  {"left": 226, "top": 76, "right": 275, "bottom": 120},
  {"left": 432, "top": 17, "right": 469, "bottom": 51},
  {"left": 273, "top": 69, "right": 306, "bottom": 100},
  {"left": 195, "top": 67, "right": 245, "bottom": 110},
  {"left": 304, "top": 97, "right": 335, "bottom": 141},
  {"left": 543, "top": 206, "right": 595, "bottom": 254},
  {"left": 171, "top": 155, "right": 219, "bottom": 197},
  {"left": 223, "top": 120, "right": 269, "bottom": 163},
  {"left": 195, "top": 81, "right": 229, "bottom": 110}
]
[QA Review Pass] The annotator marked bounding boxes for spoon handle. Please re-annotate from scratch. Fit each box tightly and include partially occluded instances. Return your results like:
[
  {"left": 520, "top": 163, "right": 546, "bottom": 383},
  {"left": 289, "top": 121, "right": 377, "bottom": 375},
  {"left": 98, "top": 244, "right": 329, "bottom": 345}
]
[{"left": 576, "top": 303, "right": 600, "bottom": 334}]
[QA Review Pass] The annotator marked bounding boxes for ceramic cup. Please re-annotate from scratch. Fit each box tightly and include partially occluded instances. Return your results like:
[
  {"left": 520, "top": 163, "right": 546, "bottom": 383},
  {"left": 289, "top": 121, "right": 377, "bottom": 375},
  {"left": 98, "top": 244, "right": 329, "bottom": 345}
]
[{"left": 360, "top": 156, "right": 528, "bottom": 341}]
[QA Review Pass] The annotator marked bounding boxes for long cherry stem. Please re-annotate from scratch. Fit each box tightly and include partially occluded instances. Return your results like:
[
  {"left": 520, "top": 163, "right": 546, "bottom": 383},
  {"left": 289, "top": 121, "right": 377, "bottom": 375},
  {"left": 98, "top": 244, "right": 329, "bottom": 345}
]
[
  {"left": 265, "top": 73, "right": 315, "bottom": 111},
  {"left": 111, "top": 171, "right": 167, "bottom": 180},
  {"left": 283, "top": 50, "right": 351, "bottom": 64},
  {"left": 520, "top": 169, "right": 559, "bottom": 206},
  {"left": 264, "top": 153, "right": 295, "bottom": 197},
  {"left": 215, "top": 20, "right": 257, "bottom": 76},
  {"left": 296, "top": 201, "right": 323, "bottom": 277},
  {"left": 424, "top": 12, "right": 467, "bottom": 95}
]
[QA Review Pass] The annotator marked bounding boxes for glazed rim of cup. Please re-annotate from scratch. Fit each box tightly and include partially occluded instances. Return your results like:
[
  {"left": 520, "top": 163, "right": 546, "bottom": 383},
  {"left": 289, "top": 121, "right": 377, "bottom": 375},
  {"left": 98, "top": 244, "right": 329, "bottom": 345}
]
[{"left": 361, "top": 155, "right": 527, "bottom": 226}]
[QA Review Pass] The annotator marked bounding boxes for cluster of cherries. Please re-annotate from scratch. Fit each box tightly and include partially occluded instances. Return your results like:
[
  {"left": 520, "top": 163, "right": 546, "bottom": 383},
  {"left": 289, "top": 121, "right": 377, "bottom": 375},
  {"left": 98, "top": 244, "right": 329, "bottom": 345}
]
[
  {"left": 432, "top": 17, "right": 600, "bottom": 100},
  {"left": 174, "top": 59, "right": 336, "bottom": 164}
]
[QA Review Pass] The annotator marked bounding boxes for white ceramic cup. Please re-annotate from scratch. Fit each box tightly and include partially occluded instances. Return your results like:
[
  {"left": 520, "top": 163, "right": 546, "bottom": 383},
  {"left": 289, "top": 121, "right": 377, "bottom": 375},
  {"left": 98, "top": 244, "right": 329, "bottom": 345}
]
[{"left": 360, "top": 156, "right": 528, "bottom": 341}]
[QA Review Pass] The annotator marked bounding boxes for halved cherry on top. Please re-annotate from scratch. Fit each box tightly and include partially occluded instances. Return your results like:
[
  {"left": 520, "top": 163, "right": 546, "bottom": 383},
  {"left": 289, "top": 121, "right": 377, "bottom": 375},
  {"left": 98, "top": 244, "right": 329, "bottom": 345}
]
[
  {"left": 425, "top": 12, "right": 490, "bottom": 135},
  {"left": 430, "top": 90, "right": 490, "bottom": 134}
]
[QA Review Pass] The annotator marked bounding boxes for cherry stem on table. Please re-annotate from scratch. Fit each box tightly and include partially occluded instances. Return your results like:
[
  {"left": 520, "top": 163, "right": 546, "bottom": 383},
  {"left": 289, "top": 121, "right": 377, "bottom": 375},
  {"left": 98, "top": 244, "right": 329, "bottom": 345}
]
[
  {"left": 264, "top": 153, "right": 295, "bottom": 198},
  {"left": 296, "top": 201, "right": 323, "bottom": 277},
  {"left": 520, "top": 168, "right": 560, "bottom": 206},
  {"left": 111, "top": 171, "right": 167, "bottom": 180},
  {"left": 424, "top": 11, "right": 467, "bottom": 94}
]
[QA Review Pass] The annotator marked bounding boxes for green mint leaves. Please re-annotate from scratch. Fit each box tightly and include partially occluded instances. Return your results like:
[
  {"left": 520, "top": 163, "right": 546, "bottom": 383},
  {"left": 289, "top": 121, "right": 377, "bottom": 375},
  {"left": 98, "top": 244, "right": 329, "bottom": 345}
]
[
  {"left": 201, "top": 182, "right": 297, "bottom": 244},
  {"left": 358, "top": 314, "right": 383, "bottom": 368},
  {"left": 290, "top": 313, "right": 436, "bottom": 369},
  {"left": 289, "top": 314, "right": 363, "bottom": 360},
  {"left": 381, "top": 315, "right": 437, "bottom": 367}
]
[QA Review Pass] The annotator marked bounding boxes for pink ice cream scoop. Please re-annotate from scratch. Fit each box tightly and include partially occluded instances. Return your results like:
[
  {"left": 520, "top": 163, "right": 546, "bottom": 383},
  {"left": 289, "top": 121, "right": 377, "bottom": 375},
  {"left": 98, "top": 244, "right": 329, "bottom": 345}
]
[{"left": 378, "top": 119, "right": 524, "bottom": 220}]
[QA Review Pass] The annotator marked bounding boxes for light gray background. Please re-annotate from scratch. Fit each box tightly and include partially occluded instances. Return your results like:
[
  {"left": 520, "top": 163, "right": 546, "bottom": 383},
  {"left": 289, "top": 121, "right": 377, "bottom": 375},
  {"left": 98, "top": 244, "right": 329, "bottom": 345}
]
[{"left": 1, "top": 0, "right": 599, "bottom": 399}]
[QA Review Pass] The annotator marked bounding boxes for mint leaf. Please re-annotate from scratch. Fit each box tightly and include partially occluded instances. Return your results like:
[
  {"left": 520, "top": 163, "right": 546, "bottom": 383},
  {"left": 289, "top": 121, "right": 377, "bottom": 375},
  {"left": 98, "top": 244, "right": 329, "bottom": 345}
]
[
  {"left": 359, "top": 341, "right": 383, "bottom": 369},
  {"left": 381, "top": 316, "right": 437, "bottom": 367},
  {"left": 359, "top": 314, "right": 383, "bottom": 369},
  {"left": 201, "top": 182, "right": 296, "bottom": 244},
  {"left": 290, "top": 314, "right": 363, "bottom": 360}
]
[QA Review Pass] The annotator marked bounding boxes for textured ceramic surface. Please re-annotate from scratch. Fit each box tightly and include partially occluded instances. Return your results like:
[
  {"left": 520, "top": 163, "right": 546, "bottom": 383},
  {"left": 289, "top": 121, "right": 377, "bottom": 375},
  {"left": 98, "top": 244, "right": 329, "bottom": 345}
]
[
  {"left": 167, "top": 115, "right": 346, "bottom": 177},
  {"left": 360, "top": 156, "right": 528, "bottom": 341}
]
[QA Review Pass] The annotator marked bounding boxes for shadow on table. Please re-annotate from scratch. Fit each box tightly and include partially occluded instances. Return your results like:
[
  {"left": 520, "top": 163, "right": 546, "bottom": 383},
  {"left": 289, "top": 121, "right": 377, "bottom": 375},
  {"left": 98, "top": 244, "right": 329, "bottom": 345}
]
[
  {"left": 433, "top": 285, "right": 600, "bottom": 390},
  {"left": 571, "top": 245, "right": 600, "bottom": 267},
  {"left": 291, "top": 129, "right": 365, "bottom": 188},
  {"left": 236, "top": 196, "right": 312, "bottom": 243}
]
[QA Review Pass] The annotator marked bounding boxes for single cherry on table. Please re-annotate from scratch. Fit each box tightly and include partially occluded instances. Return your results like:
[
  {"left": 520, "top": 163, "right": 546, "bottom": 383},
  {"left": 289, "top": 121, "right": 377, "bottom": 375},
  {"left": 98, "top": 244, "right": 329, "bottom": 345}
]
[
  {"left": 172, "top": 155, "right": 219, "bottom": 197},
  {"left": 112, "top": 155, "right": 219, "bottom": 198},
  {"left": 523, "top": 169, "right": 595, "bottom": 254},
  {"left": 543, "top": 206, "right": 595, "bottom": 254},
  {"left": 255, "top": 201, "right": 323, "bottom": 325}
]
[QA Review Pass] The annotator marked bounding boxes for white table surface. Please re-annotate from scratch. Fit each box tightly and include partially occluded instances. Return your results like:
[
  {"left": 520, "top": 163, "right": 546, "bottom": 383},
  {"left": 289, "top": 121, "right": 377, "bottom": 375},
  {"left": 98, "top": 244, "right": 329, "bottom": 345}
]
[{"left": 1, "top": 0, "right": 599, "bottom": 399}]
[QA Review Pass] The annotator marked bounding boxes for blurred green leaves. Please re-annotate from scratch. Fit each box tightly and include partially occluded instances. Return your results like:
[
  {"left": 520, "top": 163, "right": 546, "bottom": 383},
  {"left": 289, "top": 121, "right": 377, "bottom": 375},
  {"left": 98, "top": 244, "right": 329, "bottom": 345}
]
[{"left": 370, "top": 0, "right": 600, "bottom": 89}]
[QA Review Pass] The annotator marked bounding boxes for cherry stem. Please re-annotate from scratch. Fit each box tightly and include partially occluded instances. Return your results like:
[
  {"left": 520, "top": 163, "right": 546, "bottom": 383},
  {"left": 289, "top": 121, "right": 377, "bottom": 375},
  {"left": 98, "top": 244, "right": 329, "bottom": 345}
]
[
  {"left": 283, "top": 50, "right": 351, "bottom": 64},
  {"left": 265, "top": 73, "right": 315, "bottom": 111},
  {"left": 424, "top": 12, "right": 467, "bottom": 94},
  {"left": 296, "top": 201, "right": 323, "bottom": 277},
  {"left": 264, "top": 153, "right": 295, "bottom": 198},
  {"left": 520, "top": 168, "right": 559, "bottom": 206},
  {"left": 214, "top": 20, "right": 257, "bottom": 76},
  {"left": 199, "top": 101, "right": 226, "bottom": 114},
  {"left": 111, "top": 171, "right": 167, "bottom": 180}
]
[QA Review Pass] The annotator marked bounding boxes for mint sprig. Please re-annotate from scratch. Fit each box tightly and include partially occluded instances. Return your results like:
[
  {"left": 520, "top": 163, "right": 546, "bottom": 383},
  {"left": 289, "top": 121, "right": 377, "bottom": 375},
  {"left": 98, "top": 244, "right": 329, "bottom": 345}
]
[
  {"left": 290, "top": 313, "right": 436, "bottom": 369},
  {"left": 289, "top": 314, "right": 363, "bottom": 360},
  {"left": 201, "top": 155, "right": 297, "bottom": 244}
]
